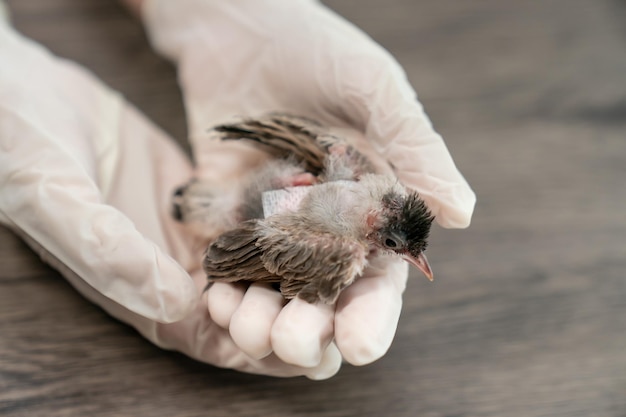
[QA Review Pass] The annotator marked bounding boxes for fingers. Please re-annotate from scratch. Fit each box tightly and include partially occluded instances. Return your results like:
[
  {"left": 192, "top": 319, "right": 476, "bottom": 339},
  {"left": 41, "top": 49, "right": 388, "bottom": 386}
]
[
  {"left": 335, "top": 255, "right": 408, "bottom": 365},
  {"left": 205, "top": 259, "right": 405, "bottom": 373},
  {"left": 303, "top": 342, "right": 342, "bottom": 380},
  {"left": 271, "top": 298, "right": 335, "bottom": 367},
  {"left": 0, "top": 107, "right": 198, "bottom": 323},
  {"left": 101, "top": 276, "right": 342, "bottom": 380},
  {"left": 81, "top": 268, "right": 343, "bottom": 380},
  {"left": 206, "top": 282, "right": 246, "bottom": 328},
  {"left": 208, "top": 282, "right": 336, "bottom": 368},
  {"left": 229, "top": 283, "right": 284, "bottom": 360},
  {"left": 333, "top": 51, "right": 476, "bottom": 228},
  {"left": 207, "top": 256, "right": 406, "bottom": 370},
  {"left": 159, "top": 274, "right": 342, "bottom": 379},
  {"left": 240, "top": 342, "right": 342, "bottom": 380}
]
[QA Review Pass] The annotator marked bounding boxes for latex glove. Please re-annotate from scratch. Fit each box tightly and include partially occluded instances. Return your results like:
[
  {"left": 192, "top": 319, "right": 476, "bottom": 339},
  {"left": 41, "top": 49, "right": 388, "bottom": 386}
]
[
  {"left": 0, "top": 22, "right": 340, "bottom": 379},
  {"left": 139, "top": 0, "right": 476, "bottom": 366}
]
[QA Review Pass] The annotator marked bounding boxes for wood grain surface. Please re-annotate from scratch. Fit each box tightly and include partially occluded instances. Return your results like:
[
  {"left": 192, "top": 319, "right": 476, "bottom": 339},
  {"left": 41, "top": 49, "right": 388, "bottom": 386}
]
[{"left": 2, "top": 1, "right": 626, "bottom": 416}]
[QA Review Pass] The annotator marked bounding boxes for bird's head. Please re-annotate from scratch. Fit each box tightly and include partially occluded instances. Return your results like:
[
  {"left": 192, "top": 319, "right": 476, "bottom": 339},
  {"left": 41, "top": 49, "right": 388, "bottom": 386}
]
[{"left": 366, "top": 189, "right": 435, "bottom": 281}]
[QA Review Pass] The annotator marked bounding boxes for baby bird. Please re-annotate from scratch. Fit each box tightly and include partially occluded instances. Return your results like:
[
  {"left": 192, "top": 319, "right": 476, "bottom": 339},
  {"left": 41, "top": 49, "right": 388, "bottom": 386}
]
[{"left": 174, "top": 113, "right": 435, "bottom": 304}]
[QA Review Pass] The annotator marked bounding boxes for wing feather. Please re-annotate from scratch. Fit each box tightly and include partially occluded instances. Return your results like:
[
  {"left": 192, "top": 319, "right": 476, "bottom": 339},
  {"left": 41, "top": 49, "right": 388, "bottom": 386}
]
[
  {"left": 213, "top": 113, "right": 330, "bottom": 175},
  {"left": 203, "top": 220, "right": 279, "bottom": 283},
  {"left": 203, "top": 217, "right": 369, "bottom": 304},
  {"left": 257, "top": 218, "right": 369, "bottom": 304},
  {"left": 212, "top": 113, "right": 376, "bottom": 181}
]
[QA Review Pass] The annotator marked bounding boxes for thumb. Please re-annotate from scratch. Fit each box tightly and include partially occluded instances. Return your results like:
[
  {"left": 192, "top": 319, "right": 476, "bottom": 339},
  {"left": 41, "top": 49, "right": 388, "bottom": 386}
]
[{"left": 334, "top": 51, "right": 476, "bottom": 228}]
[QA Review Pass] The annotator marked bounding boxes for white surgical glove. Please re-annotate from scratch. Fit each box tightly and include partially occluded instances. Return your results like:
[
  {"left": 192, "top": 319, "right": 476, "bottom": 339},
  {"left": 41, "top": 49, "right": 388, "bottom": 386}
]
[
  {"left": 0, "top": 19, "right": 340, "bottom": 379},
  {"left": 138, "top": 0, "right": 476, "bottom": 368}
]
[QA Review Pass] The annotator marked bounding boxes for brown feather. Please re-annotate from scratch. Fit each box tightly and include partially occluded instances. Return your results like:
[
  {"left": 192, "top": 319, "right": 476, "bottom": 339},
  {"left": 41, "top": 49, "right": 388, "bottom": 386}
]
[
  {"left": 203, "top": 220, "right": 278, "bottom": 283},
  {"left": 203, "top": 214, "right": 369, "bottom": 304},
  {"left": 212, "top": 113, "right": 374, "bottom": 180},
  {"left": 256, "top": 215, "right": 369, "bottom": 304},
  {"left": 213, "top": 113, "right": 329, "bottom": 175}
]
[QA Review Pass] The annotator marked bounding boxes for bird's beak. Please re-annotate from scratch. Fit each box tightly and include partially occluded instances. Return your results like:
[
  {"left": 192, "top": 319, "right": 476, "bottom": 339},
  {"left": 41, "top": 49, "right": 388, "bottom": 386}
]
[{"left": 402, "top": 252, "right": 434, "bottom": 281}]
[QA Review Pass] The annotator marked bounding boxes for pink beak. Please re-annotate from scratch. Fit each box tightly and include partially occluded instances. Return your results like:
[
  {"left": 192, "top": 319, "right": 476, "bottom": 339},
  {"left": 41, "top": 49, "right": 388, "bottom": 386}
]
[{"left": 402, "top": 252, "right": 434, "bottom": 281}]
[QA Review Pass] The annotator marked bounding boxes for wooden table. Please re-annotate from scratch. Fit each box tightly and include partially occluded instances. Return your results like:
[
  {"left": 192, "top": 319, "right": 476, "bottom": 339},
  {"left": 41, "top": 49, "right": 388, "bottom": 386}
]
[{"left": 2, "top": 1, "right": 625, "bottom": 415}]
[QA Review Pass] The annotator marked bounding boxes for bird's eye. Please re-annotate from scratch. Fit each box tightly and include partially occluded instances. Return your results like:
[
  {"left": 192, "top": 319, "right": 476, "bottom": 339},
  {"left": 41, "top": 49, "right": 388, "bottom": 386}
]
[
  {"left": 384, "top": 237, "right": 398, "bottom": 248},
  {"left": 381, "top": 233, "right": 406, "bottom": 250}
]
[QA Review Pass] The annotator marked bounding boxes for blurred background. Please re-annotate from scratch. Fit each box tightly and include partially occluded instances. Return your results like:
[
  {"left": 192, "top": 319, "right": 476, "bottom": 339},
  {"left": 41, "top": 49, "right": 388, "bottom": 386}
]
[{"left": 1, "top": 1, "right": 625, "bottom": 416}]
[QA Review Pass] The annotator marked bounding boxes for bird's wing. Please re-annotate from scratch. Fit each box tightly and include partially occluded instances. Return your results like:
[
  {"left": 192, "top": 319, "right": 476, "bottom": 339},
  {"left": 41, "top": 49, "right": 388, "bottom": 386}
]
[
  {"left": 213, "top": 113, "right": 330, "bottom": 175},
  {"left": 212, "top": 113, "right": 375, "bottom": 179},
  {"left": 256, "top": 218, "right": 370, "bottom": 304},
  {"left": 203, "top": 220, "right": 280, "bottom": 283},
  {"left": 203, "top": 217, "right": 369, "bottom": 304}
]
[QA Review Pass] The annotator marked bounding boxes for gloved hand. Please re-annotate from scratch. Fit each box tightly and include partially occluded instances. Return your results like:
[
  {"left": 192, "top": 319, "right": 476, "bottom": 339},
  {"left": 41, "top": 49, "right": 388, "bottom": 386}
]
[
  {"left": 0, "top": 19, "right": 341, "bottom": 379},
  {"left": 137, "top": 0, "right": 476, "bottom": 368}
]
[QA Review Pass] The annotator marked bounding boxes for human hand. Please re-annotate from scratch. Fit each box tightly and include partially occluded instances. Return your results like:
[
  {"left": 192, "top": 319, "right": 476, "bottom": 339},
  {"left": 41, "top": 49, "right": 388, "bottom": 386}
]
[
  {"left": 0, "top": 21, "right": 340, "bottom": 379},
  {"left": 138, "top": 0, "right": 476, "bottom": 368}
]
